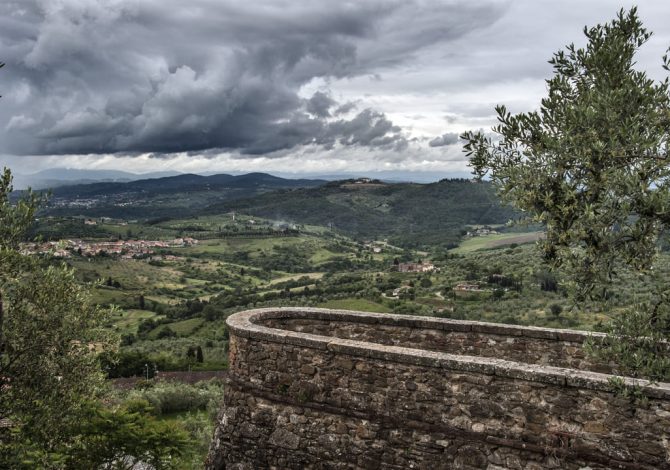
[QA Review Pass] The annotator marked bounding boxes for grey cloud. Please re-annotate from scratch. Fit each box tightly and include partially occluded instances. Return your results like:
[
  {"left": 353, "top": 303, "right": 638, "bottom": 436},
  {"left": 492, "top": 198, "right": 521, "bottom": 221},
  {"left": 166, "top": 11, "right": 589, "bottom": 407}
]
[
  {"left": 306, "top": 92, "right": 336, "bottom": 118},
  {"left": 0, "top": 0, "right": 507, "bottom": 157},
  {"left": 429, "top": 132, "right": 460, "bottom": 147},
  {"left": 324, "top": 109, "right": 405, "bottom": 149},
  {"left": 334, "top": 101, "right": 358, "bottom": 115}
]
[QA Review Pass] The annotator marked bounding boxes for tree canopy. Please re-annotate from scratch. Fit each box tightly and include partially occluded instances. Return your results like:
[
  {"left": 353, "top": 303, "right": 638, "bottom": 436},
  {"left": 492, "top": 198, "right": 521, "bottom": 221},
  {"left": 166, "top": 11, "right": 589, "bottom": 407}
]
[
  {"left": 0, "top": 168, "right": 115, "bottom": 464},
  {"left": 0, "top": 167, "right": 189, "bottom": 466},
  {"left": 462, "top": 8, "right": 670, "bottom": 381},
  {"left": 464, "top": 8, "right": 670, "bottom": 299}
]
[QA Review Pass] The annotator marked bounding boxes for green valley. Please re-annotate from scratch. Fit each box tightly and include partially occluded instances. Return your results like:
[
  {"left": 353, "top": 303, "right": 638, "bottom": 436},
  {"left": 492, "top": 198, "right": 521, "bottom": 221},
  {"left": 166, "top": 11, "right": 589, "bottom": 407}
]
[
  {"left": 21, "top": 176, "right": 670, "bottom": 466},
  {"left": 20, "top": 183, "right": 670, "bottom": 466}
]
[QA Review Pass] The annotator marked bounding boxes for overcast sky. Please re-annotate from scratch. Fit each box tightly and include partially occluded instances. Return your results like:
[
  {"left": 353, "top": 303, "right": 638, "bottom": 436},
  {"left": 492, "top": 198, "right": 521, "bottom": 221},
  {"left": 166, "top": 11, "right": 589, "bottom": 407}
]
[{"left": 1, "top": 0, "right": 669, "bottom": 178}]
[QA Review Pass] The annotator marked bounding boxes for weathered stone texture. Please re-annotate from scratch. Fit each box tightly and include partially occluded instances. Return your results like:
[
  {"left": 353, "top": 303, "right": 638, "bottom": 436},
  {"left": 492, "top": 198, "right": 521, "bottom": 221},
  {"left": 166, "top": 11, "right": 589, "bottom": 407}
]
[
  {"left": 263, "top": 317, "right": 607, "bottom": 372},
  {"left": 206, "top": 308, "right": 670, "bottom": 470}
]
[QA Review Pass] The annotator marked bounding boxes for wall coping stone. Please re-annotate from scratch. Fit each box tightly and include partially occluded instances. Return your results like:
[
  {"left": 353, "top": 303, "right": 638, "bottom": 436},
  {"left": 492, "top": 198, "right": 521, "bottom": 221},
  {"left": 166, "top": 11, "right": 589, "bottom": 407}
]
[{"left": 226, "top": 307, "right": 670, "bottom": 399}]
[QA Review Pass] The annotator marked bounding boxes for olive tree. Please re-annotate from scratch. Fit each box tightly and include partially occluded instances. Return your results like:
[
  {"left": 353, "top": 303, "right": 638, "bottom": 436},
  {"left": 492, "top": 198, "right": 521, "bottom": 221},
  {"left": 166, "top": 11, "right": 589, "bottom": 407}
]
[
  {"left": 462, "top": 8, "right": 670, "bottom": 381},
  {"left": 0, "top": 168, "right": 116, "bottom": 464},
  {"left": 0, "top": 168, "right": 192, "bottom": 467}
]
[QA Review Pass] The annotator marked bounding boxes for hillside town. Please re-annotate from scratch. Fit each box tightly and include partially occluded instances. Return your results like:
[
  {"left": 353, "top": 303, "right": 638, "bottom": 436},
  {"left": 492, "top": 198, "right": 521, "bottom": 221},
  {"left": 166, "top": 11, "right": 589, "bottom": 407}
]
[{"left": 20, "top": 237, "right": 198, "bottom": 259}]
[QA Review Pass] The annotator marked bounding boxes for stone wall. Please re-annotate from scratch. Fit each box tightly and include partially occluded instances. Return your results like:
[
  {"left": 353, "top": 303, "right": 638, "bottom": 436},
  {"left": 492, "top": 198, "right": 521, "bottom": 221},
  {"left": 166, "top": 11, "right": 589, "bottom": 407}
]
[
  {"left": 206, "top": 308, "right": 670, "bottom": 470},
  {"left": 262, "top": 314, "right": 610, "bottom": 373}
]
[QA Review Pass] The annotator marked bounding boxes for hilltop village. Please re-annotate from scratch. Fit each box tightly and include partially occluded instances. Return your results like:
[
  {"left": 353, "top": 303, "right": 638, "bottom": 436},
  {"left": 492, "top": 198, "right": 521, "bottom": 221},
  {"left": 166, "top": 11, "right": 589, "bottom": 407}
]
[{"left": 20, "top": 237, "right": 198, "bottom": 259}]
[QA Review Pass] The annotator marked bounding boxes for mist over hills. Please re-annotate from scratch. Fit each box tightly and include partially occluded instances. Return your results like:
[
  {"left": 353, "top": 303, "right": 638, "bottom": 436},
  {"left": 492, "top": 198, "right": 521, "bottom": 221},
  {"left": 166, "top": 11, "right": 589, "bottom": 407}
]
[
  {"left": 12, "top": 168, "right": 472, "bottom": 190},
  {"left": 264, "top": 170, "right": 474, "bottom": 183},
  {"left": 12, "top": 168, "right": 182, "bottom": 190}
]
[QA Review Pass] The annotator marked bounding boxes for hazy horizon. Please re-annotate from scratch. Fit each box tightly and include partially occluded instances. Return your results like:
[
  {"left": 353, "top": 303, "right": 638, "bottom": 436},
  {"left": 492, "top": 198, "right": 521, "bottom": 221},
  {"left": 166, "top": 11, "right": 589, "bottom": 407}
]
[{"left": 10, "top": 166, "right": 474, "bottom": 190}]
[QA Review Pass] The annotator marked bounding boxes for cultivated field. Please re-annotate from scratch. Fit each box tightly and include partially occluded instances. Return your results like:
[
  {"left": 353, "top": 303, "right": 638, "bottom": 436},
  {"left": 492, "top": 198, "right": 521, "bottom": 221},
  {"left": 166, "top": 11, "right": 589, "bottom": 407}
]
[{"left": 451, "top": 231, "right": 545, "bottom": 253}]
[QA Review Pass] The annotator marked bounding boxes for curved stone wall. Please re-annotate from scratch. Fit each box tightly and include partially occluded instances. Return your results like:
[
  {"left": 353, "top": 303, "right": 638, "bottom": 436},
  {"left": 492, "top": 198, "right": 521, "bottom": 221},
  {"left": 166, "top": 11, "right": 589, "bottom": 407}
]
[{"left": 206, "top": 308, "right": 670, "bottom": 470}]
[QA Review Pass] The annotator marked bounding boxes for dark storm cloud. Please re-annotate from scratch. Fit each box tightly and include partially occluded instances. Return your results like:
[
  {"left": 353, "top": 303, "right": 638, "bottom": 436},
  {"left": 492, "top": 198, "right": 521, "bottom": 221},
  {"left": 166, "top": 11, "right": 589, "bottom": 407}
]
[
  {"left": 306, "top": 91, "right": 336, "bottom": 118},
  {"left": 428, "top": 132, "right": 460, "bottom": 147},
  {"left": 324, "top": 109, "right": 407, "bottom": 151},
  {"left": 0, "top": 0, "right": 507, "bottom": 156}
]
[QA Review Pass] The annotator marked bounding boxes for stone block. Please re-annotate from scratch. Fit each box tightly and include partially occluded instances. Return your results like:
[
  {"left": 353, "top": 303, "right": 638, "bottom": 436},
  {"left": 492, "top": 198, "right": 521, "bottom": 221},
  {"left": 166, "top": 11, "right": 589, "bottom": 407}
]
[{"left": 268, "top": 428, "right": 300, "bottom": 450}]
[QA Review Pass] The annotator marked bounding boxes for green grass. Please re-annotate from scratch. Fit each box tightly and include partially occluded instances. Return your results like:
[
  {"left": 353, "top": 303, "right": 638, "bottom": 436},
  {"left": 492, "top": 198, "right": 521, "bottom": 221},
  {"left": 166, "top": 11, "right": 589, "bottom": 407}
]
[
  {"left": 317, "top": 298, "right": 392, "bottom": 313},
  {"left": 109, "top": 309, "right": 163, "bottom": 335},
  {"left": 309, "top": 248, "right": 340, "bottom": 264},
  {"left": 148, "top": 318, "right": 206, "bottom": 339},
  {"left": 451, "top": 231, "right": 544, "bottom": 254},
  {"left": 180, "top": 236, "right": 307, "bottom": 256},
  {"left": 170, "top": 318, "right": 205, "bottom": 336},
  {"left": 91, "top": 286, "right": 134, "bottom": 307},
  {"left": 72, "top": 258, "right": 186, "bottom": 292}
]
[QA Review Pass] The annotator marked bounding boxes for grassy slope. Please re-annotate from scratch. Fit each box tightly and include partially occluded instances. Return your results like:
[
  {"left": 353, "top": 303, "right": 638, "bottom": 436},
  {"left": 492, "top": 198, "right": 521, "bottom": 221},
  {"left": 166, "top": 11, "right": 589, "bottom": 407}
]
[
  {"left": 450, "top": 231, "right": 545, "bottom": 253},
  {"left": 108, "top": 309, "right": 164, "bottom": 335}
]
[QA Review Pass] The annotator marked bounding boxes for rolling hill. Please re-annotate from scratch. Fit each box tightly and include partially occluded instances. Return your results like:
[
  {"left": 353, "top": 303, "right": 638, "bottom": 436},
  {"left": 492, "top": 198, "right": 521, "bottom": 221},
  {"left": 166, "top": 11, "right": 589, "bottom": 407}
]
[
  {"left": 41, "top": 172, "right": 327, "bottom": 219},
  {"left": 204, "top": 178, "right": 516, "bottom": 248},
  {"left": 39, "top": 174, "right": 517, "bottom": 248}
]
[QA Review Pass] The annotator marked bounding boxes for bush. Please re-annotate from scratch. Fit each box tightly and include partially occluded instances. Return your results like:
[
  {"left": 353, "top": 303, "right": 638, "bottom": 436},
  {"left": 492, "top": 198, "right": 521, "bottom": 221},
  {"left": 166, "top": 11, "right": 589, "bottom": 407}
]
[
  {"left": 102, "top": 351, "right": 187, "bottom": 378},
  {"left": 549, "top": 303, "right": 563, "bottom": 318},
  {"left": 157, "top": 326, "right": 177, "bottom": 339},
  {"left": 419, "top": 277, "right": 433, "bottom": 288},
  {"left": 125, "top": 381, "right": 223, "bottom": 415}
]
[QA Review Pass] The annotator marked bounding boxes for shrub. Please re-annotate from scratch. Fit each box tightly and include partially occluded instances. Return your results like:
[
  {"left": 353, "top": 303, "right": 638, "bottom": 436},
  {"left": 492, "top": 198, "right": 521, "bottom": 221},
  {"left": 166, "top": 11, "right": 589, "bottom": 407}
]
[
  {"left": 549, "top": 303, "right": 563, "bottom": 318},
  {"left": 125, "top": 381, "right": 223, "bottom": 415}
]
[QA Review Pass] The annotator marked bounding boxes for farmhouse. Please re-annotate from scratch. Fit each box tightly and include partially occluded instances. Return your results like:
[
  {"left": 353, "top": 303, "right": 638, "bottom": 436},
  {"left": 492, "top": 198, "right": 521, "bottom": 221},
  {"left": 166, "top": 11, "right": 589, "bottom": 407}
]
[
  {"left": 397, "top": 261, "right": 435, "bottom": 273},
  {"left": 453, "top": 282, "right": 486, "bottom": 292},
  {"left": 390, "top": 286, "right": 411, "bottom": 298},
  {"left": 364, "top": 242, "right": 383, "bottom": 253},
  {"left": 466, "top": 225, "right": 499, "bottom": 237}
]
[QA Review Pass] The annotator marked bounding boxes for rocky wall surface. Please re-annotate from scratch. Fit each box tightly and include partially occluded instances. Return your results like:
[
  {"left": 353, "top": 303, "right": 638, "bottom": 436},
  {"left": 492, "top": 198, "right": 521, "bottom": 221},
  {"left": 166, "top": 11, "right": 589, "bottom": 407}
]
[
  {"left": 206, "top": 308, "right": 670, "bottom": 470},
  {"left": 262, "top": 316, "right": 609, "bottom": 372}
]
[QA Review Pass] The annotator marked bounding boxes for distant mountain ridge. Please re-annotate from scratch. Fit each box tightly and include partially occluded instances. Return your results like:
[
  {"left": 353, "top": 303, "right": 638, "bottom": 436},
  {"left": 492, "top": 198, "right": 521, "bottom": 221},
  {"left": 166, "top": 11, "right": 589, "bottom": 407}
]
[
  {"left": 41, "top": 172, "right": 327, "bottom": 219},
  {"left": 12, "top": 167, "right": 474, "bottom": 190},
  {"left": 12, "top": 168, "right": 182, "bottom": 190},
  {"left": 48, "top": 172, "right": 326, "bottom": 198}
]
